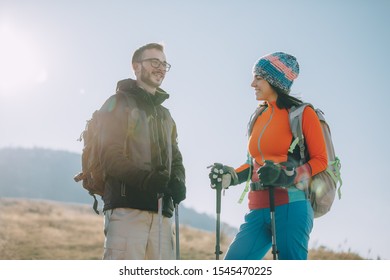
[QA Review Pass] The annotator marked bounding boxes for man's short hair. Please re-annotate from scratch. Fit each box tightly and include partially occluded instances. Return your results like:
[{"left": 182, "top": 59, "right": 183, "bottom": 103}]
[{"left": 132, "top": 43, "right": 164, "bottom": 64}]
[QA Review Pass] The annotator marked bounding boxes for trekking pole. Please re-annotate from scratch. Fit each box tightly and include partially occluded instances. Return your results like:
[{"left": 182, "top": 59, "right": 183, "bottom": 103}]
[
  {"left": 174, "top": 203, "right": 180, "bottom": 260},
  {"left": 268, "top": 185, "right": 279, "bottom": 260},
  {"left": 208, "top": 164, "right": 224, "bottom": 260},
  {"left": 157, "top": 193, "right": 164, "bottom": 260},
  {"left": 215, "top": 182, "right": 223, "bottom": 260}
]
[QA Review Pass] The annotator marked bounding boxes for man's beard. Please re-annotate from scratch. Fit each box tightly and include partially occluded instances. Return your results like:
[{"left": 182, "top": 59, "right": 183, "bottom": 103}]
[{"left": 140, "top": 67, "right": 163, "bottom": 88}]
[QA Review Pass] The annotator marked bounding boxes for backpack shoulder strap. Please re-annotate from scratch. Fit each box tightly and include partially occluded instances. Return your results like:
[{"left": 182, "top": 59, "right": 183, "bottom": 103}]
[
  {"left": 116, "top": 90, "right": 137, "bottom": 108},
  {"left": 288, "top": 102, "right": 313, "bottom": 163},
  {"left": 99, "top": 90, "right": 137, "bottom": 113},
  {"left": 247, "top": 103, "right": 268, "bottom": 136}
]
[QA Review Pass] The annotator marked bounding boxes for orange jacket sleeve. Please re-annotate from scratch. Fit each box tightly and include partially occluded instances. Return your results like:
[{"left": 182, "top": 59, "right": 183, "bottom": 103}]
[{"left": 301, "top": 106, "right": 328, "bottom": 176}]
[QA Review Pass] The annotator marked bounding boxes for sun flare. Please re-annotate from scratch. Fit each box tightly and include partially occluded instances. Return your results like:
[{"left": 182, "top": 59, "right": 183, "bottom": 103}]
[{"left": 0, "top": 23, "right": 47, "bottom": 95}]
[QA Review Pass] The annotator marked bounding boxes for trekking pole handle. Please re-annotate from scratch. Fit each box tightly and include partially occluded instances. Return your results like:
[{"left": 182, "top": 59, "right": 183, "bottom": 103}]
[{"left": 208, "top": 164, "right": 224, "bottom": 190}]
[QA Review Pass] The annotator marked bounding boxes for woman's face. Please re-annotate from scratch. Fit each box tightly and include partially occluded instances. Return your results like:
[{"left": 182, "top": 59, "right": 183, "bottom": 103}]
[{"left": 251, "top": 75, "right": 277, "bottom": 102}]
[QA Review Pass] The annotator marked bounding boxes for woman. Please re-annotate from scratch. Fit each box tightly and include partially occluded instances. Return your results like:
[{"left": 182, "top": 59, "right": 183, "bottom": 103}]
[{"left": 209, "top": 52, "right": 327, "bottom": 260}]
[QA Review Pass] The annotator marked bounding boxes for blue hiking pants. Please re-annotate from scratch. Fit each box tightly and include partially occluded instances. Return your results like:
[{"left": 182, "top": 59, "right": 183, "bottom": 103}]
[{"left": 224, "top": 200, "right": 314, "bottom": 260}]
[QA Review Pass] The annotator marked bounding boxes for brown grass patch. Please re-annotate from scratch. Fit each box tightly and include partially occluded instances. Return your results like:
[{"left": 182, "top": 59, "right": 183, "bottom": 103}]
[{"left": 0, "top": 198, "right": 363, "bottom": 260}]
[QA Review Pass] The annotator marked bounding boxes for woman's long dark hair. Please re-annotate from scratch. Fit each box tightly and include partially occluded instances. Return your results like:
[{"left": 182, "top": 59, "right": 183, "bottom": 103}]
[{"left": 271, "top": 84, "right": 303, "bottom": 109}]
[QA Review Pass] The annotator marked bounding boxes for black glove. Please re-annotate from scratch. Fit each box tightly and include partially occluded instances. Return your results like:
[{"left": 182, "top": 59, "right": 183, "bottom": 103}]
[
  {"left": 142, "top": 166, "right": 170, "bottom": 194},
  {"left": 257, "top": 160, "right": 296, "bottom": 187},
  {"left": 169, "top": 178, "right": 186, "bottom": 205},
  {"left": 208, "top": 163, "right": 238, "bottom": 189}
]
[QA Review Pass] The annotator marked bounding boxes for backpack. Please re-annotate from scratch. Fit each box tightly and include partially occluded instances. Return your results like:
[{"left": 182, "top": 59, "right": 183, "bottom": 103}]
[
  {"left": 239, "top": 102, "right": 342, "bottom": 218},
  {"left": 73, "top": 91, "right": 134, "bottom": 214},
  {"left": 288, "top": 103, "right": 342, "bottom": 218}
]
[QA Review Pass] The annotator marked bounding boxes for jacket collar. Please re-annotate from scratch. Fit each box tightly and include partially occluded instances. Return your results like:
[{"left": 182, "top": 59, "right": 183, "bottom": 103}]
[{"left": 116, "top": 78, "right": 169, "bottom": 106}]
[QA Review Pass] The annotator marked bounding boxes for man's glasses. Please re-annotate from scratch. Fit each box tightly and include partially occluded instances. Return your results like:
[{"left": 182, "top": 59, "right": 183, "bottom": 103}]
[{"left": 138, "top": 58, "right": 171, "bottom": 72}]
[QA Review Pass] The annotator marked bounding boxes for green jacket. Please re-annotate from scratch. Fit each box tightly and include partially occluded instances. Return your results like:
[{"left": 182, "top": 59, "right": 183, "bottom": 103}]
[{"left": 99, "top": 78, "right": 185, "bottom": 217}]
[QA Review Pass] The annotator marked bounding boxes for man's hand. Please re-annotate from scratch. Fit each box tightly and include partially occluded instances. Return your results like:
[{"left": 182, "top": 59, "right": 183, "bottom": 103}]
[
  {"left": 169, "top": 178, "right": 186, "bottom": 205},
  {"left": 142, "top": 166, "right": 170, "bottom": 194}
]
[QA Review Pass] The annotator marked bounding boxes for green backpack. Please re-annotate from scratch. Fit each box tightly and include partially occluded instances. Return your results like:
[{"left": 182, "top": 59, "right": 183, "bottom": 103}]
[
  {"left": 73, "top": 108, "right": 107, "bottom": 214},
  {"left": 73, "top": 91, "right": 135, "bottom": 214},
  {"left": 289, "top": 103, "right": 342, "bottom": 218}
]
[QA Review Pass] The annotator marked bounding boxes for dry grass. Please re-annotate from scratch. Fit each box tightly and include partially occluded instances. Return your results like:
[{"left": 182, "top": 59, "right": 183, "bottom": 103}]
[
  {"left": 179, "top": 225, "right": 231, "bottom": 260},
  {"left": 0, "top": 198, "right": 103, "bottom": 259},
  {"left": 0, "top": 198, "right": 363, "bottom": 260}
]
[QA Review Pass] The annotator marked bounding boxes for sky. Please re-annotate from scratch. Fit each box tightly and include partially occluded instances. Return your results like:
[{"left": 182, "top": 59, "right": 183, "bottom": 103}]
[{"left": 0, "top": 0, "right": 389, "bottom": 260}]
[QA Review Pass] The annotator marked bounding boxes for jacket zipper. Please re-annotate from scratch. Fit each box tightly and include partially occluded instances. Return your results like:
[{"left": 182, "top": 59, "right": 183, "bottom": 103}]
[
  {"left": 257, "top": 104, "right": 274, "bottom": 164},
  {"left": 146, "top": 93, "right": 164, "bottom": 166}
]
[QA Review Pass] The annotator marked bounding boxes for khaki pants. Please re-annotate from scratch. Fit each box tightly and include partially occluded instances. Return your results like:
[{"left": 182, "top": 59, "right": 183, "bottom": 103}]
[{"left": 103, "top": 208, "right": 175, "bottom": 260}]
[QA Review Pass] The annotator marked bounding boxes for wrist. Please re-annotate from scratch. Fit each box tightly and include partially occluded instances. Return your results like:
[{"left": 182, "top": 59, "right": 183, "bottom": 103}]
[{"left": 224, "top": 166, "right": 239, "bottom": 185}]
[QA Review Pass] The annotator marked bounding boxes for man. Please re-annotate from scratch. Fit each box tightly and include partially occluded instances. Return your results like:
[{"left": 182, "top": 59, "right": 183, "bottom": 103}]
[{"left": 99, "top": 43, "right": 186, "bottom": 260}]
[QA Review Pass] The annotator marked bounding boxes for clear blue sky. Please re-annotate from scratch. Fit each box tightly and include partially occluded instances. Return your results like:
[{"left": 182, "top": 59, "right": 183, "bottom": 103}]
[{"left": 1, "top": 0, "right": 389, "bottom": 259}]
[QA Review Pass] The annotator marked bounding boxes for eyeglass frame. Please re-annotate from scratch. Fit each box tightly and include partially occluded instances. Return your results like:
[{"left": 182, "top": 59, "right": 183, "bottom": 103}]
[{"left": 137, "top": 58, "right": 171, "bottom": 72}]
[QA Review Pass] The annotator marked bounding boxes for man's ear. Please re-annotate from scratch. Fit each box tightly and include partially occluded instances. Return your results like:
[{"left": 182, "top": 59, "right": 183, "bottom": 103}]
[{"left": 132, "top": 62, "right": 140, "bottom": 75}]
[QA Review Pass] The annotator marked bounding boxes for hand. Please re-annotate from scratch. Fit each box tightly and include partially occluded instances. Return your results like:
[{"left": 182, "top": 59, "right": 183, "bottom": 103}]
[
  {"left": 142, "top": 166, "right": 170, "bottom": 194},
  {"left": 208, "top": 163, "right": 238, "bottom": 189},
  {"left": 257, "top": 160, "right": 296, "bottom": 187},
  {"left": 169, "top": 178, "right": 186, "bottom": 205}
]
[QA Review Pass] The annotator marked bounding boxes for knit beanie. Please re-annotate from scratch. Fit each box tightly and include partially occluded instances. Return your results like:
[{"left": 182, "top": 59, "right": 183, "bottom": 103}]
[{"left": 252, "top": 52, "right": 299, "bottom": 93}]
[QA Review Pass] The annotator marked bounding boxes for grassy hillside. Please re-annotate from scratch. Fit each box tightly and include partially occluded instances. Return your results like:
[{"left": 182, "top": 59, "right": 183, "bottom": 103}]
[
  {"left": 0, "top": 198, "right": 363, "bottom": 260},
  {"left": 0, "top": 147, "right": 237, "bottom": 236}
]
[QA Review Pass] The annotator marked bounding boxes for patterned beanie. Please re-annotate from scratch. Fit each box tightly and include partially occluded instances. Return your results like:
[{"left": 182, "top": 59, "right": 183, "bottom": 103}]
[{"left": 252, "top": 52, "right": 299, "bottom": 93}]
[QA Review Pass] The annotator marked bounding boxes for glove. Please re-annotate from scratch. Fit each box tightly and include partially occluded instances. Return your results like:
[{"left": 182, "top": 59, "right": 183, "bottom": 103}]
[
  {"left": 169, "top": 178, "right": 186, "bottom": 205},
  {"left": 208, "top": 163, "right": 239, "bottom": 189},
  {"left": 142, "top": 166, "right": 170, "bottom": 194},
  {"left": 257, "top": 160, "right": 296, "bottom": 187}
]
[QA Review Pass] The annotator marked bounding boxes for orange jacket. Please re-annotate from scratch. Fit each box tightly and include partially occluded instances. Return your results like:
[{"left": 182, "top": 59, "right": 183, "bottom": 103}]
[{"left": 236, "top": 101, "right": 328, "bottom": 208}]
